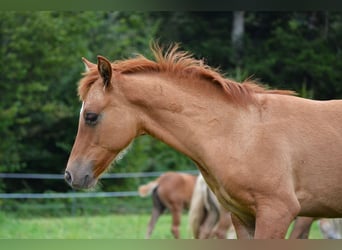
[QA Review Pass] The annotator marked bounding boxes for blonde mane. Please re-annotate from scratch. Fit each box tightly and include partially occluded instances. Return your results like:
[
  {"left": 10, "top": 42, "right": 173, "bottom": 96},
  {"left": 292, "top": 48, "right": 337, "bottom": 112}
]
[{"left": 78, "top": 43, "right": 296, "bottom": 104}]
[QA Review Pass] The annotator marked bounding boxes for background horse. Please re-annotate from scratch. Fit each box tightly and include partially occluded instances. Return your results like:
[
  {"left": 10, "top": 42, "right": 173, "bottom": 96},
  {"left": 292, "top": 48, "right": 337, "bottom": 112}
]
[
  {"left": 288, "top": 217, "right": 342, "bottom": 239},
  {"left": 65, "top": 43, "right": 342, "bottom": 238},
  {"left": 319, "top": 218, "right": 342, "bottom": 239},
  {"left": 290, "top": 217, "right": 342, "bottom": 239},
  {"left": 138, "top": 171, "right": 197, "bottom": 238},
  {"left": 189, "top": 174, "right": 234, "bottom": 239}
]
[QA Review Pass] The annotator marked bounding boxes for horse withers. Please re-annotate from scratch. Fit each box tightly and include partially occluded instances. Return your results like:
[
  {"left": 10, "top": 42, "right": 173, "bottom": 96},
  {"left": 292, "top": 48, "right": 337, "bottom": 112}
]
[{"left": 65, "top": 43, "right": 342, "bottom": 238}]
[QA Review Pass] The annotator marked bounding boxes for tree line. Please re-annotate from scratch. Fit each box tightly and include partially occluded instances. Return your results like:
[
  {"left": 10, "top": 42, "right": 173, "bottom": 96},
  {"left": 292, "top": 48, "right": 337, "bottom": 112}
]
[{"left": 1, "top": 11, "right": 341, "bottom": 193}]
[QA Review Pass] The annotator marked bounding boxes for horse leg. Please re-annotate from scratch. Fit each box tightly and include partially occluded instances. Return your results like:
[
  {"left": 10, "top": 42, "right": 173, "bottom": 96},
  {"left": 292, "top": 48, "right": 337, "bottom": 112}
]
[
  {"left": 200, "top": 187, "right": 221, "bottom": 239},
  {"left": 170, "top": 204, "right": 183, "bottom": 239},
  {"left": 190, "top": 208, "right": 207, "bottom": 239},
  {"left": 288, "top": 217, "right": 315, "bottom": 239},
  {"left": 231, "top": 213, "right": 255, "bottom": 239},
  {"left": 213, "top": 211, "right": 233, "bottom": 239},
  {"left": 254, "top": 200, "right": 300, "bottom": 239},
  {"left": 146, "top": 206, "right": 162, "bottom": 238},
  {"left": 199, "top": 210, "right": 219, "bottom": 239},
  {"left": 146, "top": 188, "right": 166, "bottom": 238}
]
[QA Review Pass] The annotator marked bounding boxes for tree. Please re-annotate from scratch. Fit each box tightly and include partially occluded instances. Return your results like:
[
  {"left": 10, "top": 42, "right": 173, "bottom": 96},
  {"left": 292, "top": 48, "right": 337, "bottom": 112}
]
[
  {"left": 243, "top": 12, "right": 342, "bottom": 99},
  {"left": 0, "top": 11, "right": 160, "bottom": 192}
]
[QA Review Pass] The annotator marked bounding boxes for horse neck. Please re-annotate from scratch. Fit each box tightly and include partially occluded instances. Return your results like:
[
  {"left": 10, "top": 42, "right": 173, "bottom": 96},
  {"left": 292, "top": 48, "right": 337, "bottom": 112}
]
[{"left": 121, "top": 73, "right": 248, "bottom": 161}]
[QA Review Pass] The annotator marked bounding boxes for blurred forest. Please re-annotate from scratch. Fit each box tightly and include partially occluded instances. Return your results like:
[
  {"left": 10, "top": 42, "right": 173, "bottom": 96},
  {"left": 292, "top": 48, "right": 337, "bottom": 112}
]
[{"left": 1, "top": 11, "right": 342, "bottom": 194}]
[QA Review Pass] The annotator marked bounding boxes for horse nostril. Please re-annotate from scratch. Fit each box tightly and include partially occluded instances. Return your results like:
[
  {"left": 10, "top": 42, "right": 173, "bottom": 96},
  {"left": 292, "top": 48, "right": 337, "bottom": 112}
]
[{"left": 64, "top": 171, "right": 73, "bottom": 184}]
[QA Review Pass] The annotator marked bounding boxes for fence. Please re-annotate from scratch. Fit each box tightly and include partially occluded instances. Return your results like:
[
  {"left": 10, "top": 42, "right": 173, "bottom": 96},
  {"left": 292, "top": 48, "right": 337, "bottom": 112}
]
[
  {"left": 0, "top": 170, "right": 199, "bottom": 215},
  {"left": 0, "top": 170, "right": 199, "bottom": 199}
]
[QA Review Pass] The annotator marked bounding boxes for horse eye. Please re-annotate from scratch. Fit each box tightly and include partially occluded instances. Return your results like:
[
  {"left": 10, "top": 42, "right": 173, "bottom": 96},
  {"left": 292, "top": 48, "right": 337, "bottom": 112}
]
[{"left": 84, "top": 112, "right": 99, "bottom": 126}]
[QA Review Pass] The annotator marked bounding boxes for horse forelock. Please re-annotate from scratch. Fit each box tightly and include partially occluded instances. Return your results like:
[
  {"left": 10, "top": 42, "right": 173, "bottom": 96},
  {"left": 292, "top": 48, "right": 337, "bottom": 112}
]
[{"left": 77, "top": 43, "right": 296, "bottom": 105}]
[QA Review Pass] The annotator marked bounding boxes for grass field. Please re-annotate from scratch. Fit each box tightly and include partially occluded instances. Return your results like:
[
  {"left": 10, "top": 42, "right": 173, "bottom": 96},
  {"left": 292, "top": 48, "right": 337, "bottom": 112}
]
[{"left": 0, "top": 212, "right": 323, "bottom": 239}]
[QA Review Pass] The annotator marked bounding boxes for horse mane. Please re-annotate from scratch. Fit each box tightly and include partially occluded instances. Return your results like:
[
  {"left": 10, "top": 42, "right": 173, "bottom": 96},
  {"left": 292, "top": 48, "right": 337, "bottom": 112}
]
[{"left": 78, "top": 43, "right": 296, "bottom": 104}]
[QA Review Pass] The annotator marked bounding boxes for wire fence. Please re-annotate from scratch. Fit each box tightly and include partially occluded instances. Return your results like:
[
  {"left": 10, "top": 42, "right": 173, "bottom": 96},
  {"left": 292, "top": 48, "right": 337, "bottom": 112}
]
[
  {"left": 0, "top": 170, "right": 199, "bottom": 199},
  {"left": 0, "top": 170, "right": 199, "bottom": 215}
]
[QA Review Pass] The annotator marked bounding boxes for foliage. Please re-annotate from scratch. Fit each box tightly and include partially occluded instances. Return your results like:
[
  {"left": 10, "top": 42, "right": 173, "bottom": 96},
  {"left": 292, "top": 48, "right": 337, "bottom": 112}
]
[
  {"left": 0, "top": 196, "right": 152, "bottom": 218},
  {"left": 0, "top": 11, "right": 159, "bottom": 192},
  {"left": 243, "top": 12, "right": 342, "bottom": 99},
  {"left": 1, "top": 11, "right": 341, "bottom": 195}
]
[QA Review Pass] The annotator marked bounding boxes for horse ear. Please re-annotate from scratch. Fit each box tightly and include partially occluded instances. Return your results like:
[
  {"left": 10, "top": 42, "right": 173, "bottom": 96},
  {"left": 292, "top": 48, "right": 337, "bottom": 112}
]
[
  {"left": 97, "top": 56, "right": 112, "bottom": 88},
  {"left": 82, "top": 57, "right": 96, "bottom": 72}
]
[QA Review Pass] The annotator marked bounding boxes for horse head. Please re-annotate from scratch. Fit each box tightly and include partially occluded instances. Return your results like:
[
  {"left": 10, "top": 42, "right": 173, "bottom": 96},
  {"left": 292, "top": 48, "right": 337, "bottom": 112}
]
[{"left": 65, "top": 56, "right": 139, "bottom": 189}]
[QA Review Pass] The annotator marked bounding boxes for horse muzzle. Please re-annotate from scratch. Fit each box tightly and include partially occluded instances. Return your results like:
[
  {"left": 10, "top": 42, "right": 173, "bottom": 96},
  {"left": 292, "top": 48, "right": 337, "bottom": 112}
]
[{"left": 64, "top": 160, "right": 97, "bottom": 189}]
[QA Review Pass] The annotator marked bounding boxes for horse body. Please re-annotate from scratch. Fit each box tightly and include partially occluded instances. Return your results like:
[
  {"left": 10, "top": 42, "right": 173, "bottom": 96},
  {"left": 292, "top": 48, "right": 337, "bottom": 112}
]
[
  {"left": 254, "top": 95, "right": 342, "bottom": 217},
  {"left": 138, "top": 171, "right": 197, "bottom": 238},
  {"left": 65, "top": 44, "right": 342, "bottom": 238},
  {"left": 205, "top": 95, "right": 342, "bottom": 238},
  {"left": 127, "top": 73, "right": 342, "bottom": 237}
]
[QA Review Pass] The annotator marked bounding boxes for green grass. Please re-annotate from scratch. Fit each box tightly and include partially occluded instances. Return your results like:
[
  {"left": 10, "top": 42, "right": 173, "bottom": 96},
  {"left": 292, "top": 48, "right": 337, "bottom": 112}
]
[
  {"left": 0, "top": 212, "right": 191, "bottom": 239},
  {"left": 0, "top": 212, "right": 323, "bottom": 239}
]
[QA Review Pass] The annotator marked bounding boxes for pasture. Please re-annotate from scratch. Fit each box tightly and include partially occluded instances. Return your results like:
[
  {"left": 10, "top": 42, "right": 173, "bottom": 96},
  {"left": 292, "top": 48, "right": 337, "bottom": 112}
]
[{"left": 0, "top": 212, "right": 323, "bottom": 239}]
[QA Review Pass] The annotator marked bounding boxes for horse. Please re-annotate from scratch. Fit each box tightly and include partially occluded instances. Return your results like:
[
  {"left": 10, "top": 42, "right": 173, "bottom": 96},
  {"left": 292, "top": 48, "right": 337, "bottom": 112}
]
[
  {"left": 138, "top": 171, "right": 197, "bottom": 238},
  {"left": 319, "top": 218, "right": 342, "bottom": 239},
  {"left": 189, "top": 174, "right": 315, "bottom": 239},
  {"left": 288, "top": 217, "right": 315, "bottom": 239},
  {"left": 65, "top": 43, "right": 342, "bottom": 239},
  {"left": 290, "top": 217, "right": 342, "bottom": 239},
  {"left": 189, "top": 173, "right": 234, "bottom": 239}
]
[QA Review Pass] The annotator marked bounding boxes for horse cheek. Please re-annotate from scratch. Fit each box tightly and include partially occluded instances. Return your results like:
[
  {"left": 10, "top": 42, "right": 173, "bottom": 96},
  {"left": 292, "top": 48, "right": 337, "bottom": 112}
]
[{"left": 99, "top": 117, "right": 134, "bottom": 151}]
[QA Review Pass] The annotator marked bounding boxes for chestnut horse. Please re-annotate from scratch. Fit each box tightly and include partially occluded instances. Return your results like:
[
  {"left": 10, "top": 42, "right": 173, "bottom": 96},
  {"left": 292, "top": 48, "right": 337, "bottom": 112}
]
[
  {"left": 189, "top": 173, "right": 233, "bottom": 239},
  {"left": 138, "top": 171, "right": 197, "bottom": 238},
  {"left": 189, "top": 174, "right": 314, "bottom": 239},
  {"left": 65, "top": 43, "right": 342, "bottom": 238}
]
